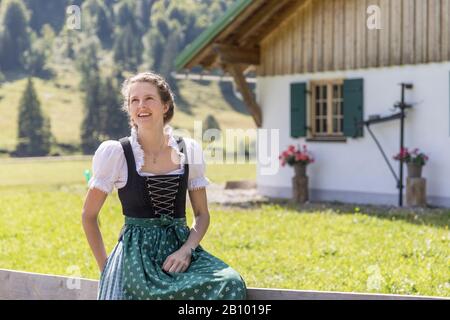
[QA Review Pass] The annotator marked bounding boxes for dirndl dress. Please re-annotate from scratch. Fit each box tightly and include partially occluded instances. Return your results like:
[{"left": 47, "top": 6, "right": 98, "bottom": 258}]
[{"left": 97, "top": 136, "right": 247, "bottom": 300}]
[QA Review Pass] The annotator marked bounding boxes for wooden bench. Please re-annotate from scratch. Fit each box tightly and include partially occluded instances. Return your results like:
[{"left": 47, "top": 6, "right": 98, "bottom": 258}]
[{"left": 0, "top": 269, "right": 446, "bottom": 300}]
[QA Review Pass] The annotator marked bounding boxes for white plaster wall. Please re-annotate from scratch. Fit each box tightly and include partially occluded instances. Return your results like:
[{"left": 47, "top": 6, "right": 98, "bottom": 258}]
[{"left": 255, "top": 62, "right": 450, "bottom": 207}]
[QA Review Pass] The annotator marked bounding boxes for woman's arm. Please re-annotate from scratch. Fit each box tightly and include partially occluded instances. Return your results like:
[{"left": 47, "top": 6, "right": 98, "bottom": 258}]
[
  {"left": 183, "top": 187, "right": 210, "bottom": 251},
  {"left": 162, "top": 188, "right": 210, "bottom": 273},
  {"left": 82, "top": 188, "right": 109, "bottom": 272}
]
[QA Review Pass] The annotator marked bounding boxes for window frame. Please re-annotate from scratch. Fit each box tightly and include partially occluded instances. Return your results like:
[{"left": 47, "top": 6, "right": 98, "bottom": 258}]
[{"left": 309, "top": 79, "right": 345, "bottom": 139}]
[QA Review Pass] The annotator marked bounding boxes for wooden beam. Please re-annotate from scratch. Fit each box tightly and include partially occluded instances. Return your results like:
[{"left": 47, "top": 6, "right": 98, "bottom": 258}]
[
  {"left": 0, "top": 269, "right": 447, "bottom": 300},
  {"left": 251, "top": 0, "right": 309, "bottom": 46},
  {"left": 214, "top": 0, "right": 266, "bottom": 42},
  {"left": 0, "top": 269, "right": 98, "bottom": 300},
  {"left": 246, "top": 287, "right": 445, "bottom": 300},
  {"left": 200, "top": 53, "right": 218, "bottom": 69},
  {"left": 236, "top": 0, "right": 292, "bottom": 47},
  {"left": 186, "top": 1, "right": 301, "bottom": 69},
  {"left": 225, "top": 63, "right": 262, "bottom": 128},
  {"left": 186, "top": 0, "right": 265, "bottom": 69},
  {"left": 213, "top": 43, "right": 260, "bottom": 65}
]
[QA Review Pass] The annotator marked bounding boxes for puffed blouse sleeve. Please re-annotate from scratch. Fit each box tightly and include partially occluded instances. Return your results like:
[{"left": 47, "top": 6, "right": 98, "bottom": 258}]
[
  {"left": 88, "top": 140, "right": 126, "bottom": 194},
  {"left": 184, "top": 138, "right": 211, "bottom": 191}
]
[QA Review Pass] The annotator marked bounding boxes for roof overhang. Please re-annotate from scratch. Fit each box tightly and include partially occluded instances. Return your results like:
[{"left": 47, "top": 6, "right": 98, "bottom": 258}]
[{"left": 175, "top": 0, "right": 305, "bottom": 72}]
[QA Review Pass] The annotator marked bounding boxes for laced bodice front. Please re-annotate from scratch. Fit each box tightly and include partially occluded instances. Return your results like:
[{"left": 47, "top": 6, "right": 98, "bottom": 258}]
[{"left": 145, "top": 175, "right": 181, "bottom": 218}]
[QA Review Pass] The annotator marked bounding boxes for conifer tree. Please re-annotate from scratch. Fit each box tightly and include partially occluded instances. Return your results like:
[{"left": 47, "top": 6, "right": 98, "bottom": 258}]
[
  {"left": 15, "top": 78, "right": 51, "bottom": 156},
  {"left": 0, "top": 0, "right": 30, "bottom": 71},
  {"left": 113, "top": 2, "right": 143, "bottom": 71},
  {"left": 80, "top": 72, "right": 102, "bottom": 154},
  {"left": 99, "top": 75, "right": 129, "bottom": 140},
  {"left": 77, "top": 40, "right": 103, "bottom": 154}
]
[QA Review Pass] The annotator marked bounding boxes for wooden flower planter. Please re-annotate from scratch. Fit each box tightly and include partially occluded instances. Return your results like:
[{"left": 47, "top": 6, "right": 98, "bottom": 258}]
[
  {"left": 292, "top": 163, "right": 308, "bottom": 204},
  {"left": 407, "top": 163, "right": 423, "bottom": 178},
  {"left": 406, "top": 163, "right": 427, "bottom": 207}
]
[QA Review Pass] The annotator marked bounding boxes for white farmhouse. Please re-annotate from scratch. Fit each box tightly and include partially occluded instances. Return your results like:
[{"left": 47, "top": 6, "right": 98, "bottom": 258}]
[{"left": 176, "top": 0, "right": 450, "bottom": 208}]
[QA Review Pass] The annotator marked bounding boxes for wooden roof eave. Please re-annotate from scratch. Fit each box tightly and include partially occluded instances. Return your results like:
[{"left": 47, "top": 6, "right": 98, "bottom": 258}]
[
  {"left": 174, "top": 0, "right": 310, "bottom": 129},
  {"left": 175, "top": 0, "right": 263, "bottom": 71},
  {"left": 179, "top": 0, "right": 309, "bottom": 70}
]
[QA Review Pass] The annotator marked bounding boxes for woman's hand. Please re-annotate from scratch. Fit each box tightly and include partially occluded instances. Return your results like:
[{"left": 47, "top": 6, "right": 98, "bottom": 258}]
[
  {"left": 161, "top": 188, "right": 210, "bottom": 274},
  {"left": 162, "top": 246, "right": 192, "bottom": 273}
]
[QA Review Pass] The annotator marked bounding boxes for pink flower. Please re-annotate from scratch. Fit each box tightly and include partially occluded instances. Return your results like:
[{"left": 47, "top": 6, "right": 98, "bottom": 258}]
[
  {"left": 393, "top": 147, "right": 428, "bottom": 166},
  {"left": 279, "top": 144, "right": 314, "bottom": 167}
]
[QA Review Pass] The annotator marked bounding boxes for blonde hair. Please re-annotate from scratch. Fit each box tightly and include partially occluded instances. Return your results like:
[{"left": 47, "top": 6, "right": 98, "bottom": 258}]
[{"left": 121, "top": 71, "right": 175, "bottom": 128}]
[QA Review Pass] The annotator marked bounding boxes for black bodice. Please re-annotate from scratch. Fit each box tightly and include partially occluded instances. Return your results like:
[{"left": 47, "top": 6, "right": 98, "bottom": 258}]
[{"left": 117, "top": 136, "right": 189, "bottom": 219}]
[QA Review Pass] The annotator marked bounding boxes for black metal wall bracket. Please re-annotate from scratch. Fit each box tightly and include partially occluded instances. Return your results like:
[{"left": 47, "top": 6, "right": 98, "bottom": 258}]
[{"left": 357, "top": 83, "right": 414, "bottom": 207}]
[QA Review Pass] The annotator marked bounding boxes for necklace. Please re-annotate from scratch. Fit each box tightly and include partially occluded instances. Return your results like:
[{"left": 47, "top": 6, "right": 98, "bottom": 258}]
[{"left": 147, "top": 137, "right": 165, "bottom": 164}]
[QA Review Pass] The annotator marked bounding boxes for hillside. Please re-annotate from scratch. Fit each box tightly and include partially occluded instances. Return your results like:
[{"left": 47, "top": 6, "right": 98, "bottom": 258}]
[
  {"left": 0, "top": 64, "right": 255, "bottom": 155},
  {"left": 0, "top": 0, "right": 255, "bottom": 156}
]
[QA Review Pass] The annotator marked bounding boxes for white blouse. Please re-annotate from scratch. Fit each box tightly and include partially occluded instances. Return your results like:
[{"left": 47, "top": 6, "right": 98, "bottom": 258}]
[{"left": 88, "top": 125, "right": 210, "bottom": 194}]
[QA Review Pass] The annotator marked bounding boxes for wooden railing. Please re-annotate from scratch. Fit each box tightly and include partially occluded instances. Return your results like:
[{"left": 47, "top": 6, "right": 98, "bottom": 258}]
[{"left": 0, "top": 269, "right": 446, "bottom": 300}]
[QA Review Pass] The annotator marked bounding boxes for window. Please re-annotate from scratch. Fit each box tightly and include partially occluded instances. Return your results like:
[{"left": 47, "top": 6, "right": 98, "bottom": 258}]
[
  {"left": 290, "top": 78, "right": 363, "bottom": 140},
  {"left": 310, "top": 79, "right": 344, "bottom": 137}
]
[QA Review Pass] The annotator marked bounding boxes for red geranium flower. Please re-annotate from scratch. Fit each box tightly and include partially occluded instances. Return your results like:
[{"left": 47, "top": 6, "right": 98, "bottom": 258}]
[
  {"left": 393, "top": 147, "right": 429, "bottom": 166},
  {"left": 279, "top": 144, "right": 314, "bottom": 167}
]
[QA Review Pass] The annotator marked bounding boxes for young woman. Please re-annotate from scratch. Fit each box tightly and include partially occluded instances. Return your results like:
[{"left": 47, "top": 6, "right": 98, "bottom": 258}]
[{"left": 82, "top": 72, "right": 247, "bottom": 300}]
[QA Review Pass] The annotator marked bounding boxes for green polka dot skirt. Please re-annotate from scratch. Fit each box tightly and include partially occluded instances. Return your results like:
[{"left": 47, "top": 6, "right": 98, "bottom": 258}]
[{"left": 98, "top": 216, "right": 247, "bottom": 300}]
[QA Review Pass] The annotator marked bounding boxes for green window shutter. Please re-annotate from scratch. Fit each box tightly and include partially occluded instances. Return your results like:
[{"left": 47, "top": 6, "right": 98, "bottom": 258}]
[
  {"left": 343, "top": 78, "right": 364, "bottom": 137},
  {"left": 290, "top": 82, "right": 307, "bottom": 137}
]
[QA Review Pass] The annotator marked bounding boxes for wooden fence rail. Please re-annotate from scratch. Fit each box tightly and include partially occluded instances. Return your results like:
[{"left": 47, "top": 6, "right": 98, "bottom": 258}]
[{"left": 0, "top": 269, "right": 447, "bottom": 300}]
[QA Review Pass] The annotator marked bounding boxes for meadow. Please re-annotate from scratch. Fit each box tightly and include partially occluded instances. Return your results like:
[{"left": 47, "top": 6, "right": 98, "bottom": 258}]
[
  {"left": 0, "top": 158, "right": 448, "bottom": 298},
  {"left": 0, "top": 64, "right": 255, "bottom": 154}
]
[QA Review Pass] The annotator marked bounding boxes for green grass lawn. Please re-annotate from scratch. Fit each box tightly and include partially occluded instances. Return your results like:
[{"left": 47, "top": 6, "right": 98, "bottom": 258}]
[
  {"left": 0, "top": 158, "right": 256, "bottom": 186},
  {"left": 0, "top": 159, "right": 448, "bottom": 297}
]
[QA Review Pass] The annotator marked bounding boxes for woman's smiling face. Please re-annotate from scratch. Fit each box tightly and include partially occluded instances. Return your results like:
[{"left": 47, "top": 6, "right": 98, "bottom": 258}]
[{"left": 128, "top": 82, "right": 168, "bottom": 128}]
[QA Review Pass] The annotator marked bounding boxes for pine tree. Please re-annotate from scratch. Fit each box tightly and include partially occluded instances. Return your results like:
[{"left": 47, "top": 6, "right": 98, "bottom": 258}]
[
  {"left": 23, "top": 29, "right": 52, "bottom": 78},
  {"left": 80, "top": 72, "right": 102, "bottom": 154},
  {"left": 113, "top": 2, "right": 143, "bottom": 71},
  {"left": 134, "top": 0, "right": 155, "bottom": 30},
  {"left": 159, "top": 24, "right": 180, "bottom": 81},
  {"left": 142, "top": 27, "right": 163, "bottom": 71},
  {"left": 99, "top": 75, "right": 129, "bottom": 140},
  {"left": 82, "top": 0, "right": 113, "bottom": 48},
  {"left": 113, "top": 23, "right": 142, "bottom": 72},
  {"left": 76, "top": 37, "right": 100, "bottom": 92},
  {"left": 77, "top": 40, "right": 103, "bottom": 154},
  {"left": 23, "top": 0, "right": 68, "bottom": 34},
  {"left": 15, "top": 78, "right": 52, "bottom": 156},
  {"left": 54, "top": 24, "right": 79, "bottom": 61},
  {"left": 0, "top": 0, "right": 31, "bottom": 71}
]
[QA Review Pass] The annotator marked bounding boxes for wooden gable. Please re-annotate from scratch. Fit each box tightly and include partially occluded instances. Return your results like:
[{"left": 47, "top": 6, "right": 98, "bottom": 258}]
[{"left": 260, "top": 0, "right": 450, "bottom": 75}]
